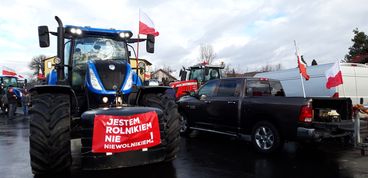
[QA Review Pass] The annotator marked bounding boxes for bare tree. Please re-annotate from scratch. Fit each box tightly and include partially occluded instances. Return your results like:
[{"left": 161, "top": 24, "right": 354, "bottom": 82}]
[
  {"left": 258, "top": 63, "right": 282, "bottom": 72},
  {"left": 162, "top": 64, "right": 174, "bottom": 74},
  {"left": 200, "top": 44, "right": 216, "bottom": 64},
  {"left": 29, "top": 55, "right": 47, "bottom": 75}
]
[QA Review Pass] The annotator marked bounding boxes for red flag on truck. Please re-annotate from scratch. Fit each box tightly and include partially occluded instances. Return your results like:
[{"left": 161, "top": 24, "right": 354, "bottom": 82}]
[
  {"left": 325, "top": 61, "right": 343, "bottom": 89},
  {"left": 297, "top": 55, "right": 310, "bottom": 80},
  {"left": 139, "top": 10, "right": 159, "bottom": 36}
]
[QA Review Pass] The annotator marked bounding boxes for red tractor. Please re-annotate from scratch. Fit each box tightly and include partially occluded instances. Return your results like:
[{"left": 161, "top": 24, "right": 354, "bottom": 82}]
[{"left": 170, "top": 62, "right": 224, "bottom": 99}]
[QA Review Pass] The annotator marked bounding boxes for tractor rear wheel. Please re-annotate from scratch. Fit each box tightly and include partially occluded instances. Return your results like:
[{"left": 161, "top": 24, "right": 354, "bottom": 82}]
[
  {"left": 29, "top": 93, "right": 71, "bottom": 175},
  {"left": 140, "top": 93, "right": 180, "bottom": 161}
]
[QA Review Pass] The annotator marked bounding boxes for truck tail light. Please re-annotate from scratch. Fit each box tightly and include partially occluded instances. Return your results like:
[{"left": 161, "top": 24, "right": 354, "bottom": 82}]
[{"left": 299, "top": 105, "right": 313, "bottom": 123}]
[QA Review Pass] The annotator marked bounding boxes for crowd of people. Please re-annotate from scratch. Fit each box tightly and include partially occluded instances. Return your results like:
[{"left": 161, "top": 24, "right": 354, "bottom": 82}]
[{"left": 0, "top": 85, "right": 30, "bottom": 120}]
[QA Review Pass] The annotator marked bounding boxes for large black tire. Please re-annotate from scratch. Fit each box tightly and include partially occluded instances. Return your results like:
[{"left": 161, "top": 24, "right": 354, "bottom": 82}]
[
  {"left": 29, "top": 93, "right": 71, "bottom": 175},
  {"left": 251, "top": 121, "right": 283, "bottom": 154},
  {"left": 139, "top": 93, "right": 180, "bottom": 161}
]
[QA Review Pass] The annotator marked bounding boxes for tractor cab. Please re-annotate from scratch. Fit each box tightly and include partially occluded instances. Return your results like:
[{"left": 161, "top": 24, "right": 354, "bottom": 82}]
[
  {"left": 170, "top": 62, "right": 224, "bottom": 100},
  {"left": 187, "top": 63, "right": 223, "bottom": 85}
]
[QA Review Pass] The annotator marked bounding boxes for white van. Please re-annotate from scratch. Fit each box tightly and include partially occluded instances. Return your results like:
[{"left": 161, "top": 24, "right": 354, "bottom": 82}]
[{"left": 255, "top": 63, "right": 368, "bottom": 105}]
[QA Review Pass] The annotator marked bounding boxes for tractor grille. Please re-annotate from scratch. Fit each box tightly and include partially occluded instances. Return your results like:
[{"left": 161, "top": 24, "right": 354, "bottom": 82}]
[{"left": 93, "top": 60, "right": 127, "bottom": 91}]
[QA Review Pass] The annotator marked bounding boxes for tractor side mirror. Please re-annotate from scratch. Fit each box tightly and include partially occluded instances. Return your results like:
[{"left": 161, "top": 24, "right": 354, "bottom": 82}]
[
  {"left": 38, "top": 26, "right": 50, "bottom": 48},
  {"left": 146, "top": 34, "right": 155, "bottom": 53}
]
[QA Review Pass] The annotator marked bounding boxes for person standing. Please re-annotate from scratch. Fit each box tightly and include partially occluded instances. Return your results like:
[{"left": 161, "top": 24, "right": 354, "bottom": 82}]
[
  {"left": 21, "top": 89, "right": 30, "bottom": 118},
  {"left": 7, "top": 85, "right": 17, "bottom": 120}
]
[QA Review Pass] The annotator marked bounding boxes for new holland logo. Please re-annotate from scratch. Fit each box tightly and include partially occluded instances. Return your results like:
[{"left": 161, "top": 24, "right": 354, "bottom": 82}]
[{"left": 109, "top": 64, "right": 115, "bottom": 71}]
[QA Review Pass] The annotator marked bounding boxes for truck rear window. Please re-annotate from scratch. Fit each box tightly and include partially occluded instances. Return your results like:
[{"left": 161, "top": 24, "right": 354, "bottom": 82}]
[{"left": 246, "top": 80, "right": 284, "bottom": 96}]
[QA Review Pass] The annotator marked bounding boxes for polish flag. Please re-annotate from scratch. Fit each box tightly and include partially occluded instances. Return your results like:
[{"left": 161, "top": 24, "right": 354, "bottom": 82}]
[
  {"left": 325, "top": 61, "right": 343, "bottom": 89},
  {"left": 139, "top": 10, "right": 159, "bottom": 36},
  {"left": 0, "top": 66, "right": 17, "bottom": 76},
  {"left": 297, "top": 55, "right": 310, "bottom": 80}
]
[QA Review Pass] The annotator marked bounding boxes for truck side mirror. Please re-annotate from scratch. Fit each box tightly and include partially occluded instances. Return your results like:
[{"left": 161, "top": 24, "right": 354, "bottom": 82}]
[
  {"left": 200, "top": 94, "right": 207, "bottom": 100},
  {"left": 38, "top": 26, "right": 50, "bottom": 48},
  {"left": 146, "top": 34, "right": 155, "bottom": 53}
]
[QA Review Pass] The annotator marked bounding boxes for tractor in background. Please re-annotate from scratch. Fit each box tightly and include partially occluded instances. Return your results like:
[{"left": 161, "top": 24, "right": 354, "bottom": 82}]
[
  {"left": 0, "top": 75, "right": 25, "bottom": 114},
  {"left": 29, "top": 16, "right": 180, "bottom": 175},
  {"left": 169, "top": 62, "right": 224, "bottom": 99}
]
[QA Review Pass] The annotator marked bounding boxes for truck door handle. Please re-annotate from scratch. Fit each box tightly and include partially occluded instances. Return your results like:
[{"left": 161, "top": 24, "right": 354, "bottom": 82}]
[{"left": 227, "top": 101, "right": 236, "bottom": 104}]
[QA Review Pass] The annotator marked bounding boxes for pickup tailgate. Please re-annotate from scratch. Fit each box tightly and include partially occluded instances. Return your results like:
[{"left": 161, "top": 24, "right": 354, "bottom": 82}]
[{"left": 297, "top": 98, "right": 353, "bottom": 140}]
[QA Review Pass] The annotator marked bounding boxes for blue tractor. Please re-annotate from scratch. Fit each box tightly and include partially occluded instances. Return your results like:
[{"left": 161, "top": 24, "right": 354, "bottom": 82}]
[
  {"left": 0, "top": 75, "right": 24, "bottom": 114},
  {"left": 29, "top": 16, "right": 180, "bottom": 175}
]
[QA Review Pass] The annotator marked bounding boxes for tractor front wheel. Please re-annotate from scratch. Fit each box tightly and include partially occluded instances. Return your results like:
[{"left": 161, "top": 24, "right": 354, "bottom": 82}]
[
  {"left": 139, "top": 93, "right": 180, "bottom": 161},
  {"left": 29, "top": 93, "right": 71, "bottom": 175}
]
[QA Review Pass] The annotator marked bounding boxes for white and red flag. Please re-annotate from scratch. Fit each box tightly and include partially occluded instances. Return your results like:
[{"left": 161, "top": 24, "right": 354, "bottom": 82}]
[
  {"left": 0, "top": 66, "right": 17, "bottom": 76},
  {"left": 325, "top": 61, "right": 343, "bottom": 89},
  {"left": 139, "top": 10, "right": 159, "bottom": 36},
  {"left": 297, "top": 55, "right": 310, "bottom": 80}
]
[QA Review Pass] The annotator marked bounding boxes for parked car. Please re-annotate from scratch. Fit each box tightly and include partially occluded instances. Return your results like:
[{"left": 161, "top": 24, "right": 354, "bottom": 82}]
[{"left": 178, "top": 77, "right": 353, "bottom": 153}]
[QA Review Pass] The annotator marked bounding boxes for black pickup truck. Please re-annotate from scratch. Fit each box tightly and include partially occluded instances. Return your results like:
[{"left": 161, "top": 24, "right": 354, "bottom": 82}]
[{"left": 177, "top": 77, "right": 353, "bottom": 153}]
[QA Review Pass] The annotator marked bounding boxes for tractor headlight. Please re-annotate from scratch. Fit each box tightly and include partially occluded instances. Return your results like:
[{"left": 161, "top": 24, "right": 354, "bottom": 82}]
[
  {"left": 119, "top": 32, "right": 132, "bottom": 39},
  {"left": 117, "top": 96, "right": 122, "bottom": 103},
  {"left": 89, "top": 68, "right": 103, "bottom": 90},
  {"left": 123, "top": 70, "right": 133, "bottom": 91},
  {"left": 70, "top": 28, "right": 82, "bottom": 35},
  {"left": 102, "top": 97, "right": 108, "bottom": 103}
]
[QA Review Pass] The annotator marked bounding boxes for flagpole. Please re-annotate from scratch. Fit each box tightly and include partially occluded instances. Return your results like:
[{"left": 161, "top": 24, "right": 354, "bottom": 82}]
[
  {"left": 294, "top": 40, "right": 306, "bottom": 98},
  {"left": 136, "top": 9, "right": 140, "bottom": 75},
  {"left": 338, "top": 60, "right": 346, "bottom": 97}
]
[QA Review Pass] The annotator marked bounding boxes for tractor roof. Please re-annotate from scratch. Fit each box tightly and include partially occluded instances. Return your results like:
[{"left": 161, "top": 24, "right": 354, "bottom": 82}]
[
  {"left": 64, "top": 25, "right": 133, "bottom": 39},
  {"left": 189, "top": 63, "right": 224, "bottom": 69}
]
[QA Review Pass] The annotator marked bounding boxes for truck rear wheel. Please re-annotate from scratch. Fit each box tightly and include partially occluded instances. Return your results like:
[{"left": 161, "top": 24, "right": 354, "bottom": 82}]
[
  {"left": 179, "top": 113, "right": 191, "bottom": 136},
  {"left": 29, "top": 93, "right": 71, "bottom": 175},
  {"left": 140, "top": 93, "right": 180, "bottom": 161},
  {"left": 251, "top": 121, "right": 283, "bottom": 154}
]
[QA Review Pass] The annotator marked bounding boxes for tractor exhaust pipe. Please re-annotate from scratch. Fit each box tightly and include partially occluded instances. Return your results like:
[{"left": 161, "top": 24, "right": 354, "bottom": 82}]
[{"left": 55, "top": 16, "right": 65, "bottom": 81}]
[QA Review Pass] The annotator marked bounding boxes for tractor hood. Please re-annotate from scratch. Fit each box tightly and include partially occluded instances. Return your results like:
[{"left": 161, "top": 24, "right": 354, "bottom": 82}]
[{"left": 86, "top": 60, "right": 133, "bottom": 94}]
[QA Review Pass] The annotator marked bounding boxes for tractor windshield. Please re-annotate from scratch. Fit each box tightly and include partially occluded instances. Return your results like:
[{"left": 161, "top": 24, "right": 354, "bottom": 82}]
[
  {"left": 72, "top": 37, "right": 128, "bottom": 66},
  {"left": 189, "top": 67, "right": 221, "bottom": 83},
  {"left": 189, "top": 68, "right": 204, "bottom": 83},
  {"left": 0, "top": 76, "right": 18, "bottom": 87}
]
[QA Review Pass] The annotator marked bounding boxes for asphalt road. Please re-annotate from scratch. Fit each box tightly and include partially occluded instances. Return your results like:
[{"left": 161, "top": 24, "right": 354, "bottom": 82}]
[{"left": 1, "top": 111, "right": 368, "bottom": 178}]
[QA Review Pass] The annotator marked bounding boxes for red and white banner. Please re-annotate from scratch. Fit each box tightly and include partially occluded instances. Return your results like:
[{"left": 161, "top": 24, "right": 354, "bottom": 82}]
[
  {"left": 92, "top": 111, "right": 161, "bottom": 153},
  {"left": 325, "top": 61, "right": 343, "bottom": 89},
  {"left": 297, "top": 55, "right": 310, "bottom": 80},
  {"left": 139, "top": 10, "right": 159, "bottom": 36},
  {"left": 0, "top": 66, "right": 17, "bottom": 76}
]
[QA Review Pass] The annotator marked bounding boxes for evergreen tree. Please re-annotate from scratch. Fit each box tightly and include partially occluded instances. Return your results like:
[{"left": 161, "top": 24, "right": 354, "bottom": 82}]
[{"left": 345, "top": 28, "right": 368, "bottom": 63}]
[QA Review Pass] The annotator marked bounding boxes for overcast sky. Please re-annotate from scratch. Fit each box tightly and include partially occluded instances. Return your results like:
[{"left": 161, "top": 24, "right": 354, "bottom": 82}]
[{"left": 0, "top": 0, "right": 367, "bottom": 78}]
